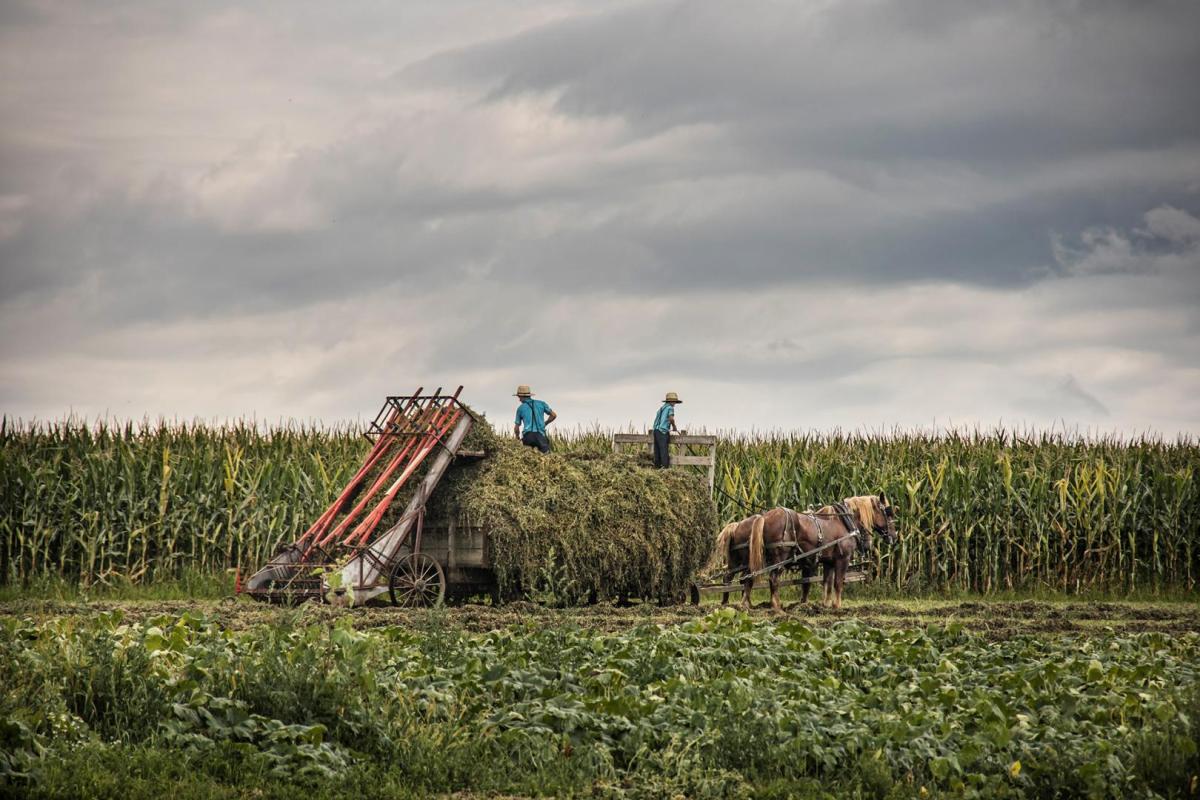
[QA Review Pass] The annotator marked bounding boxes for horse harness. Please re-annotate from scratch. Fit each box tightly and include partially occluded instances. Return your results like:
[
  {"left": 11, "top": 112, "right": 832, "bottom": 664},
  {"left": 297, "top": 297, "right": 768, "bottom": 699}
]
[
  {"left": 730, "top": 504, "right": 862, "bottom": 555},
  {"left": 808, "top": 502, "right": 865, "bottom": 554}
]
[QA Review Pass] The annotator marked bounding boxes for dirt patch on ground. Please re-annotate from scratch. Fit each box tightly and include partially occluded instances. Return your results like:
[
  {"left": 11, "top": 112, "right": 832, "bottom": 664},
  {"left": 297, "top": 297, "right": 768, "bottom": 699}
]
[{"left": 3, "top": 597, "right": 1197, "bottom": 639}]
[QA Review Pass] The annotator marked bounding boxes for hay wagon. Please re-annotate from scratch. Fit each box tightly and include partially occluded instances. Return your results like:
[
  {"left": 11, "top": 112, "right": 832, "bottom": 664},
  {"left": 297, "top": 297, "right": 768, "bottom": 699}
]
[{"left": 243, "top": 390, "right": 717, "bottom": 607}]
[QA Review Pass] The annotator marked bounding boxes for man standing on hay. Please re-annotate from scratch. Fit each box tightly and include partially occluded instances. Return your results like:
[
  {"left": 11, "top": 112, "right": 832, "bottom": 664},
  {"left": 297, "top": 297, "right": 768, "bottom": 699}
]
[
  {"left": 652, "top": 392, "right": 682, "bottom": 468},
  {"left": 513, "top": 384, "right": 556, "bottom": 453}
]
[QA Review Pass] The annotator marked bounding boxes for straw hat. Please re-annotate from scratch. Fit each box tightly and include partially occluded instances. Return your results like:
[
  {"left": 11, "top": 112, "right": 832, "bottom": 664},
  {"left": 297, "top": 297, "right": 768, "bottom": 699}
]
[
  {"left": 514, "top": 385, "right": 533, "bottom": 397},
  {"left": 664, "top": 391, "right": 682, "bottom": 404}
]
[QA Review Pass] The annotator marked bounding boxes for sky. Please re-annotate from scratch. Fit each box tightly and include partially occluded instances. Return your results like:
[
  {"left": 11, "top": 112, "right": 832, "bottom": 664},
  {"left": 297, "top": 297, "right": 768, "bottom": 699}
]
[{"left": 1, "top": 0, "right": 1199, "bottom": 435}]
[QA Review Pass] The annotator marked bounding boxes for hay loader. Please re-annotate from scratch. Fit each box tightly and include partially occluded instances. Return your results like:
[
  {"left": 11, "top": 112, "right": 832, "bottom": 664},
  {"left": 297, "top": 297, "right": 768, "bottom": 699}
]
[{"left": 243, "top": 387, "right": 490, "bottom": 606}]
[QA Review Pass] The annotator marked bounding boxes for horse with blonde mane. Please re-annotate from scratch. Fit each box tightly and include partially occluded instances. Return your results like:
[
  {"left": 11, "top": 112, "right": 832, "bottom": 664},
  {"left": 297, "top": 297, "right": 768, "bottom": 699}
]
[{"left": 709, "top": 494, "right": 897, "bottom": 611}]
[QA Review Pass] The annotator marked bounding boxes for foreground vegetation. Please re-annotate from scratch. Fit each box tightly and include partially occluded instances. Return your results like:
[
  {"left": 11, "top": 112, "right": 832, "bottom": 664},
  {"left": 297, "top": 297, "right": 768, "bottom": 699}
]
[
  {"left": 1, "top": 606, "right": 1196, "bottom": 799},
  {"left": 3, "top": 419, "right": 1197, "bottom": 594}
]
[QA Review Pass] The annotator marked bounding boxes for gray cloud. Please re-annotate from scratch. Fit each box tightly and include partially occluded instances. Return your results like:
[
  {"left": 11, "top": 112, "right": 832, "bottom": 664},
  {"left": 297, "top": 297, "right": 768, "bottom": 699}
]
[
  {"left": 1053, "top": 205, "right": 1200, "bottom": 277},
  {"left": 1, "top": 1, "right": 1199, "bottom": 433},
  {"left": 404, "top": 1, "right": 1200, "bottom": 157},
  {"left": 1059, "top": 375, "right": 1110, "bottom": 417}
]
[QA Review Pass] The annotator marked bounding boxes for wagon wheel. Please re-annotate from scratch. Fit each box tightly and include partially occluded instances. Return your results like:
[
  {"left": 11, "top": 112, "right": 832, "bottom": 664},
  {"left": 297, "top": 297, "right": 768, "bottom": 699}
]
[{"left": 388, "top": 552, "right": 446, "bottom": 607}]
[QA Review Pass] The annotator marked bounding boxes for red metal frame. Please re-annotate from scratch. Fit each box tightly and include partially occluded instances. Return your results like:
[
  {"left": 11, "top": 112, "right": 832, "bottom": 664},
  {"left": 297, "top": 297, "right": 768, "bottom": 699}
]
[
  {"left": 310, "top": 390, "right": 446, "bottom": 551},
  {"left": 343, "top": 400, "right": 462, "bottom": 548},
  {"left": 295, "top": 390, "right": 424, "bottom": 554},
  {"left": 243, "top": 386, "right": 472, "bottom": 604}
]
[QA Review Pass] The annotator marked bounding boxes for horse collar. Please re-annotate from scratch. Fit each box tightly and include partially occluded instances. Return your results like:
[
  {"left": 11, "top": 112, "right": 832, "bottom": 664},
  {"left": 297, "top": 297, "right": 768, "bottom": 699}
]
[{"left": 835, "top": 502, "right": 859, "bottom": 535}]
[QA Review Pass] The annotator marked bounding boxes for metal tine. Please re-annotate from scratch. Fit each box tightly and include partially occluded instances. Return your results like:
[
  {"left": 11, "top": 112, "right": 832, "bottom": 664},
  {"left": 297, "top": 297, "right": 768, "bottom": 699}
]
[
  {"left": 427, "top": 386, "right": 465, "bottom": 448},
  {"left": 372, "top": 387, "right": 419, "bottom": 438},
  {"left": 391, "top": 386, "right": 422, "bottom": 422},
  {"left": 393, "top": 389, "right": 433, "bottom": 437},
  {"left": 387, "top": 388, "right": 419, "bottom": 418},
  {"left": 392, "top": 387, "right": 442, "bottom": 436},
  {"left": 410, "top": 388, "right": 443, "bottom": 435}
]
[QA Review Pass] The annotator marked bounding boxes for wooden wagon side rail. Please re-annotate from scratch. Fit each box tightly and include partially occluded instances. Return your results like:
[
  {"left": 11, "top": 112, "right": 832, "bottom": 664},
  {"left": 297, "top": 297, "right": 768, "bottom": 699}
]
[{"left": 612, "top": 433, "right": 717, "bottom": 496}]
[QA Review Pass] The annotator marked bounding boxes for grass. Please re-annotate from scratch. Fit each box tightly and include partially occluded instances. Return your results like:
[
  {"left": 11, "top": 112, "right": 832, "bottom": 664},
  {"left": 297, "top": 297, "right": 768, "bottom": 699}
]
[
  {"left": 2, "top": 570, "right": 1196, "bottom": 607},
  {"left": 3, "top": 594, "right": 1196, "bottom": 644},
  {"left": 1, "top": 607, "right": 1197, "bottom": 798},
  {"left": 0, "top": 569, "right": 235, "bottom": 603}
]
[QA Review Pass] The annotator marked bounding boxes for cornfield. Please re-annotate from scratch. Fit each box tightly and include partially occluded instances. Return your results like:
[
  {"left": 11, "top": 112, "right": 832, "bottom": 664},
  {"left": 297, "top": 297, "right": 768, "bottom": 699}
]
[
  {"left": 2, "top": 419, "right": 1197, "bottom": 592},
  {"left": 0, "top": 419, "right": 367, "bottom": 586},
  {"left": 713, "top": 430, "right": 1198, "bottom": 593}
]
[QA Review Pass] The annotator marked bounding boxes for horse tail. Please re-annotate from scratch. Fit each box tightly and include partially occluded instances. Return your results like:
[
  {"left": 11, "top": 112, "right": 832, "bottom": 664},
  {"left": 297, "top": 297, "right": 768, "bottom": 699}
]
[
  {"left": 706, "top": 522, "right": 737, "bottom": 573},
  {"left": 748, "top": 514, "right": 766, "bottom": 574}
]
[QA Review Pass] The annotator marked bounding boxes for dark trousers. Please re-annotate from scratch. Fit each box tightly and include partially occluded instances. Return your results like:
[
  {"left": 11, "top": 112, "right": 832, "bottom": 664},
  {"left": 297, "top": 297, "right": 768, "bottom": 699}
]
[
  {"left": 653, "top": 429, "right": 670, "bottom": 468},
  {"left": 521, "top": 431, "right": 552, "bottom": 453}
]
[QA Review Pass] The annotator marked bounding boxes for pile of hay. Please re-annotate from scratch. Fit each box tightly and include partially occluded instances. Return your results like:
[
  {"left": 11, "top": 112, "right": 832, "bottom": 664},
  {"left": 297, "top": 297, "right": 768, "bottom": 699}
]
[{"left": 429, "top": 424, "right": 716, "bottom": 604}]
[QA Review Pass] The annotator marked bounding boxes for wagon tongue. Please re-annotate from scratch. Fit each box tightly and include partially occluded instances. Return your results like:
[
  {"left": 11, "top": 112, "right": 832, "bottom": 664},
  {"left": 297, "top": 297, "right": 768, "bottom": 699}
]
[{"left": 243, "top": 387, "right": 474, "bottom": 606}]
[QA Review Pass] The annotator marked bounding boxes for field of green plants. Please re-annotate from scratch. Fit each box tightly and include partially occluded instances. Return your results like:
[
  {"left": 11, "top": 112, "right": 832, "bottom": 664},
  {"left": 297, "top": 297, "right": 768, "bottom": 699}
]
[
  {"left": 2, "top": 419, "right": 1197, "bottom": 594},
  {"left": 1, "top": 607, "right": 1197, "bottom": 799},
  {"left": 3, "top": 419, "right": 1199, "bottom": 798}
]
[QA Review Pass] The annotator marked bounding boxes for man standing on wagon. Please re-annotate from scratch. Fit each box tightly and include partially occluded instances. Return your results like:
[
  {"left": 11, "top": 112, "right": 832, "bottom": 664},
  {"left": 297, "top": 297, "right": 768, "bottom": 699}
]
[
  {"left": 513, "top": 385, "right": 557, "bottom": 453},
  {"left": 652, "top": 392, "right": 682, "bottom": 468}
]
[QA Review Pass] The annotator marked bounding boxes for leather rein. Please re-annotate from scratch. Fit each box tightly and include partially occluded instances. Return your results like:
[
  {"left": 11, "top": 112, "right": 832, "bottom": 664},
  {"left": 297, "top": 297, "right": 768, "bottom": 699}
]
[{"left": 730, "top": 504, "right": 870, "bottom": 554}]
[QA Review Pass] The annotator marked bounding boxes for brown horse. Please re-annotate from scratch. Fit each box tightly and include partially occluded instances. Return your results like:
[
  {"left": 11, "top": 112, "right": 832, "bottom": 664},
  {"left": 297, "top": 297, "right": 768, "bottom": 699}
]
[{"left": 709, "top": 494, "right": 897, "bottom": 611}]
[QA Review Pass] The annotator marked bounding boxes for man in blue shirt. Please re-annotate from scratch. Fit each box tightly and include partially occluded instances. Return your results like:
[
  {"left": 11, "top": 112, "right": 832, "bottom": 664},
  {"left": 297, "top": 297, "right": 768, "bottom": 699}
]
[
  {"left": 513, "top": 385, "right": 557, "bottom": 453},
  {"left": 652, "top": 392, "right": 682, "bottom": 468}
]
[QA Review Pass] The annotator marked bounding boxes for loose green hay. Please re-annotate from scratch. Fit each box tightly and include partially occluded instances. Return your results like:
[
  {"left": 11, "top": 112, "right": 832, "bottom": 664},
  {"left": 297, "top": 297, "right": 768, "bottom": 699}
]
[{"left": 430, "top": 432, "right": 717, "bottom": 603}]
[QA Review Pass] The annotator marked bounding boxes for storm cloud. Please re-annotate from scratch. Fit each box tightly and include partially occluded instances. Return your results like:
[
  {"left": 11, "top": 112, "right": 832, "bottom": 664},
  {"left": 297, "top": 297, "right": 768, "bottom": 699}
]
[{"left": 1, "top": 0, "right": 1198, "bottom": 433}]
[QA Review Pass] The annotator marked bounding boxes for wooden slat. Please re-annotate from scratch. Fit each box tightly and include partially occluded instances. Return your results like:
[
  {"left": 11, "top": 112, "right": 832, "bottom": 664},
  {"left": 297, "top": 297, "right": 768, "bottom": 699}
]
[
  {"left": 613, "top": 433, "right": 717, "bottom": 446},
  {"left": 613, "top": 432, "right": 718, "bottom": 497},
  {"left": 675, "top": 435, "right": 718, "bottom": 445}
]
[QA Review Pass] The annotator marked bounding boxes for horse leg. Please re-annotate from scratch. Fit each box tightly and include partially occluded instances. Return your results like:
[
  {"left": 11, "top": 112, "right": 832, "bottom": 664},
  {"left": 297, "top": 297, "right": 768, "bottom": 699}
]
[
  {"left": 769, "top": 569, "right": 782, "bottom": 612},
  {"left": 800, "top": 560, "right": 814, "bottom": 604},
  {"left": 823, "top": 563, "right": 835, "bottom": 607},
  {"left": 834, "top": 559, "right": 847, "bottom": 609},
  {"left": 741, "top": 575, "right": 753, "bottom": 609},
  {"left": 722, "top": 569, "right": 733, "bottom": 606}
]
